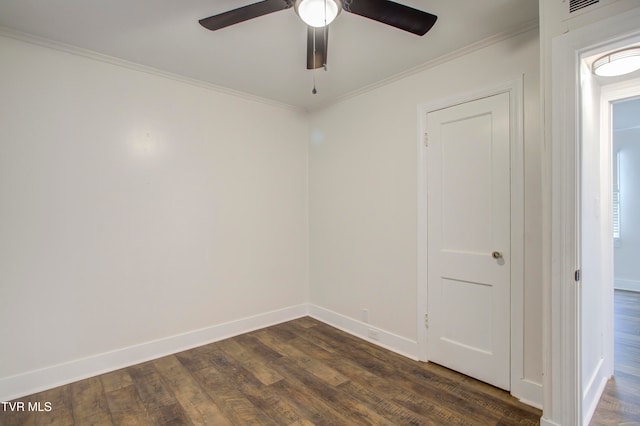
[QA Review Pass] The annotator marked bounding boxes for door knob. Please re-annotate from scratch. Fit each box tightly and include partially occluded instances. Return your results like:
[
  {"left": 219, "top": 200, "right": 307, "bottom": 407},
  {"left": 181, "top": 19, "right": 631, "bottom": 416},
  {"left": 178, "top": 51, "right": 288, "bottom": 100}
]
[{"left": 492, "top": 251, "right": 503, "bottom": 260}]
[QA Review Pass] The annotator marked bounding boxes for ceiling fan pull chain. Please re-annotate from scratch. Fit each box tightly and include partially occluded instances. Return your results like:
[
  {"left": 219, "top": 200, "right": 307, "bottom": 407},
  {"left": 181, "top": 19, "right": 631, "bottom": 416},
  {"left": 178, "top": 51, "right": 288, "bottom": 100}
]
[
  {"left": 312, "top": 27, "right": 318, "bottom": 94},
  {"left": 312, "top": 70, "right": 317, "bottom": 94}
]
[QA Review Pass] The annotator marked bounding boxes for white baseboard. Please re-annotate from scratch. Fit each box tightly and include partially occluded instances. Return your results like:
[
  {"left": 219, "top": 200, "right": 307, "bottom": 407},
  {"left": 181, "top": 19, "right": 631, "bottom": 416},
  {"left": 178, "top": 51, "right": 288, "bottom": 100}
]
[
  {"left": 582, "top": 357, "right": 609, "bottom": 426},
  {"left": 2, "top": 303, "right": 419, "bottom": 402},
  {"left": 1, "top": 302, "right": 540, "bottom": 414},
  {"left": 309, "top": 304, "right": 546, "bottom": 409},
  {"left": 540, "top": 417, "right": 561, "bottom": 426},
  {"left": 512, "top": 378, "right": 544, "bottom": 409},
  {"left": 0, "top": 304, "right": 308, "bottom": 402},
  {"left": 614, "top": 278, "right": 640, "bottom": 292},
  {"left": 308, "top": 304, "right": 420, "bottom": 360}
]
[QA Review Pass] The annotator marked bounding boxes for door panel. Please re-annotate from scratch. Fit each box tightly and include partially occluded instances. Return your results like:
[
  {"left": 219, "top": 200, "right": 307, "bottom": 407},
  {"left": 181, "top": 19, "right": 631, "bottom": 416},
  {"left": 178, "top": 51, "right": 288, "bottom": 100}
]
[{"left": 426, "top": 92, "right": 511, "bottom": 390}]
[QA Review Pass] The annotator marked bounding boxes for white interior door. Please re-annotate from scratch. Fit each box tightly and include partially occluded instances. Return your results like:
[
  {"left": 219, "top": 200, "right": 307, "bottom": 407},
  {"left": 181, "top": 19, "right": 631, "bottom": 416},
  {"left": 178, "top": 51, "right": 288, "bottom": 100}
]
[{"left": 426, "top": 92, "right": 511, "bottom": 390}]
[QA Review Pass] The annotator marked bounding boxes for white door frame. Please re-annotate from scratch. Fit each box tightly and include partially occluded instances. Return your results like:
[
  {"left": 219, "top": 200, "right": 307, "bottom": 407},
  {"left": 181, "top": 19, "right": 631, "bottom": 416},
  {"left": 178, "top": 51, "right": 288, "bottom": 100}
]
[
  {"left": 417, "top": 77, "right": 532, "bottom": 401},
  {"left": 545, "top": 8, "right": 640, "bottom": 426}
]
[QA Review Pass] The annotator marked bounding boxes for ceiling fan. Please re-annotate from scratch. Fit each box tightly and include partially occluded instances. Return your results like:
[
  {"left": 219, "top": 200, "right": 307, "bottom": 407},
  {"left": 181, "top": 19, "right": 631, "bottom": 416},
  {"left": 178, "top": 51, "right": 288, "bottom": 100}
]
[{"left": 199, "top": 0, "right": 438, "bottom": 71}]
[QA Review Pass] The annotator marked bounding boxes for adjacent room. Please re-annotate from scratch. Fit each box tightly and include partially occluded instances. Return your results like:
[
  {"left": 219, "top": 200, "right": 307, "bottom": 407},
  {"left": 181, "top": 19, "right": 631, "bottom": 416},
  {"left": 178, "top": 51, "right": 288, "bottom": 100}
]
[{"left": 1, "top": 1, "right": 639, "bottom": 425}]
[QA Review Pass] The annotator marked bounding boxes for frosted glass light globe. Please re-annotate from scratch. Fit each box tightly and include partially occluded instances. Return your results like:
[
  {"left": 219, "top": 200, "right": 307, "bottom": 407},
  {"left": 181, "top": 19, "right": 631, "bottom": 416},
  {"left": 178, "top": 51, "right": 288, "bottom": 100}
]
[
  {"left": 295, "top": 0, "right": 341, "bottom": 28},
  {"left": 593, "top": 48, "right": 640, "bottom": 77}
]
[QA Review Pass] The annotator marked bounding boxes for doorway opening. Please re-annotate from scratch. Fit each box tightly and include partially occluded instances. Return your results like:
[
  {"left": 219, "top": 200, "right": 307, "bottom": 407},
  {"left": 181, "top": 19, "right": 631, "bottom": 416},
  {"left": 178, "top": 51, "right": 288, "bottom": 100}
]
[
  {"left": 589, "top": 95, "right": 640, "bottom": 424},
  {"left": 579, "top": 52, "right": 640, "bottom": 423}
]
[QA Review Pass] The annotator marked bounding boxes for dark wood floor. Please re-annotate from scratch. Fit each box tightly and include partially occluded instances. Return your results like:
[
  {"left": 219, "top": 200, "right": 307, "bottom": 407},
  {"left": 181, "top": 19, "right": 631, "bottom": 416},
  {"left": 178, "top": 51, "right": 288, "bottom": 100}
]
[
  {"left": 591, "top": 289, "right": 640, "bottom": 425},
  {"left": 1, "top": 317, "right": 541, "bottom": 425}
]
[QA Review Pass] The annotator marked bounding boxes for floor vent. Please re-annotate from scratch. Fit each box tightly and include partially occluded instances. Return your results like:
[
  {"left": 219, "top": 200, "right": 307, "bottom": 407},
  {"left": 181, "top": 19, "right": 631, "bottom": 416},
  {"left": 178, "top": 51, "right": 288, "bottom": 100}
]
[{"left": 569, "top": 0, "right": 599, "bottom": 13}]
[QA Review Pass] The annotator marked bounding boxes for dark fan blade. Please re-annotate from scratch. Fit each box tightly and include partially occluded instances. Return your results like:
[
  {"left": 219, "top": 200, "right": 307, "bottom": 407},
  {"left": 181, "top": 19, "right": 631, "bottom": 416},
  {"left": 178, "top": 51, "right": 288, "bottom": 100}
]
[
  {"left": 344, "top": 0, "right": 437, "bottom": 36},
  {"left": 199, "top": 0, "right": 292, "bottom": 31},
  {"left": 307, "top": 26, "right": 328, "bottom": 70}
]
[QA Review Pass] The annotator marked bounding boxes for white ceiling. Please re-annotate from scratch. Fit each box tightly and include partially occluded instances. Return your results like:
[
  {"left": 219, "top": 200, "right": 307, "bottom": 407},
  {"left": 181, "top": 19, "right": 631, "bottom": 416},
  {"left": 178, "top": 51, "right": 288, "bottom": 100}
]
[{"left": 0, "top": 0, "right": 539, "bottom": 110}]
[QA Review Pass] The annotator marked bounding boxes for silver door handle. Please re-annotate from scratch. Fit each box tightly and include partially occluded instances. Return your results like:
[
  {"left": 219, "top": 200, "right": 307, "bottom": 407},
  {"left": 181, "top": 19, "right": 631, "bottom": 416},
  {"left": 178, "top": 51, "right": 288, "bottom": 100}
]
[{"left": 492, "top": 251, "right": 503, "bottom": 260}]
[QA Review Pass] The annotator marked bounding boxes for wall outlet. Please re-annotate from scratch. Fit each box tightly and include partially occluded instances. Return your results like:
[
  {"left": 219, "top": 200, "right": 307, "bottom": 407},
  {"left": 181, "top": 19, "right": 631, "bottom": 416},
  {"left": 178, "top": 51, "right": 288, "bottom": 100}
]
[
  {"left": 368, "top": 328, "right": 380, "bottom": 341},
  {"left": 362, "top": 308, "right": 369, "bottom": 323}
]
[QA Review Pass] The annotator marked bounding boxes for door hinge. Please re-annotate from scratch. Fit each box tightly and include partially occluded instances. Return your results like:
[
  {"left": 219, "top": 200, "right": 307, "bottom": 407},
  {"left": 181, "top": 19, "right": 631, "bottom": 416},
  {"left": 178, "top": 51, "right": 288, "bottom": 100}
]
[
  {"left": 423, "top": 132, "right": 429, "bottom": 147},
  {"left": 424, "top": 313, "right": 429, "bottom": 329},
  {"left": 574, "top": 269, "right": 581, "bottom": 282}
]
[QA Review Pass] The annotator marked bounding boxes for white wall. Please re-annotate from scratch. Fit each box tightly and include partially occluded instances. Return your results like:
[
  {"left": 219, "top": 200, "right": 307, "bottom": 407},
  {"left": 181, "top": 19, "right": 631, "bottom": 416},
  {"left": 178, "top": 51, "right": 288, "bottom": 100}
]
[
  {"left": 308, "top": 28, "right": 542, "bottom": 398},
  {"left": 0, "top": 20, "right": 545, "bottom": 406},
  {"left": 0, "top": 35, "right": 309, "bottom": 399},
  {"left": 614, "top": 128, "right": 640, "bottom": 291}
]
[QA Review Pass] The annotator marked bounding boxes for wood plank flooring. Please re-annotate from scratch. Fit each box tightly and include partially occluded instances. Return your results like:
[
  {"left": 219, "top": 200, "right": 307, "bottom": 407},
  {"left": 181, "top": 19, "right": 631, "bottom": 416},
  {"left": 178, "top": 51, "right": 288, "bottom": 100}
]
[
  {"left": 591, "top": 290, "right": 640, "bottom": 425},
  {"left": 1, "top": 317, "right": 541, "bottom": 425}
]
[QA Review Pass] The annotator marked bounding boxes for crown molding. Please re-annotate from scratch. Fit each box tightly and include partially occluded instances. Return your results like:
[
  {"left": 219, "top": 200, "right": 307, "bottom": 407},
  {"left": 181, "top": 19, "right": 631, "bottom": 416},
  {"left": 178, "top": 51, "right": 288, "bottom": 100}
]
[
  {"left": 310, "top": 18, "right": 540, "bottom": 112},
  {"left": 0, "top": 26, "right": 304, "bottom": 113},
  {"left": 0, "top": 18, "right": 539, "bottom": 115}
]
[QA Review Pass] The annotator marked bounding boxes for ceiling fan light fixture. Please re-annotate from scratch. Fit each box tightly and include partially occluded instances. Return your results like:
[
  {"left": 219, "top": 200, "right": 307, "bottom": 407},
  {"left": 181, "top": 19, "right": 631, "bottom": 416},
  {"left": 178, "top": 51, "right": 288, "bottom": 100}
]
[
  {"left": 295, "top": 0, "right": 341, "bottom": 28},
  {"left": 593, "top": 47, "right": 640, "bottom": 77}
]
